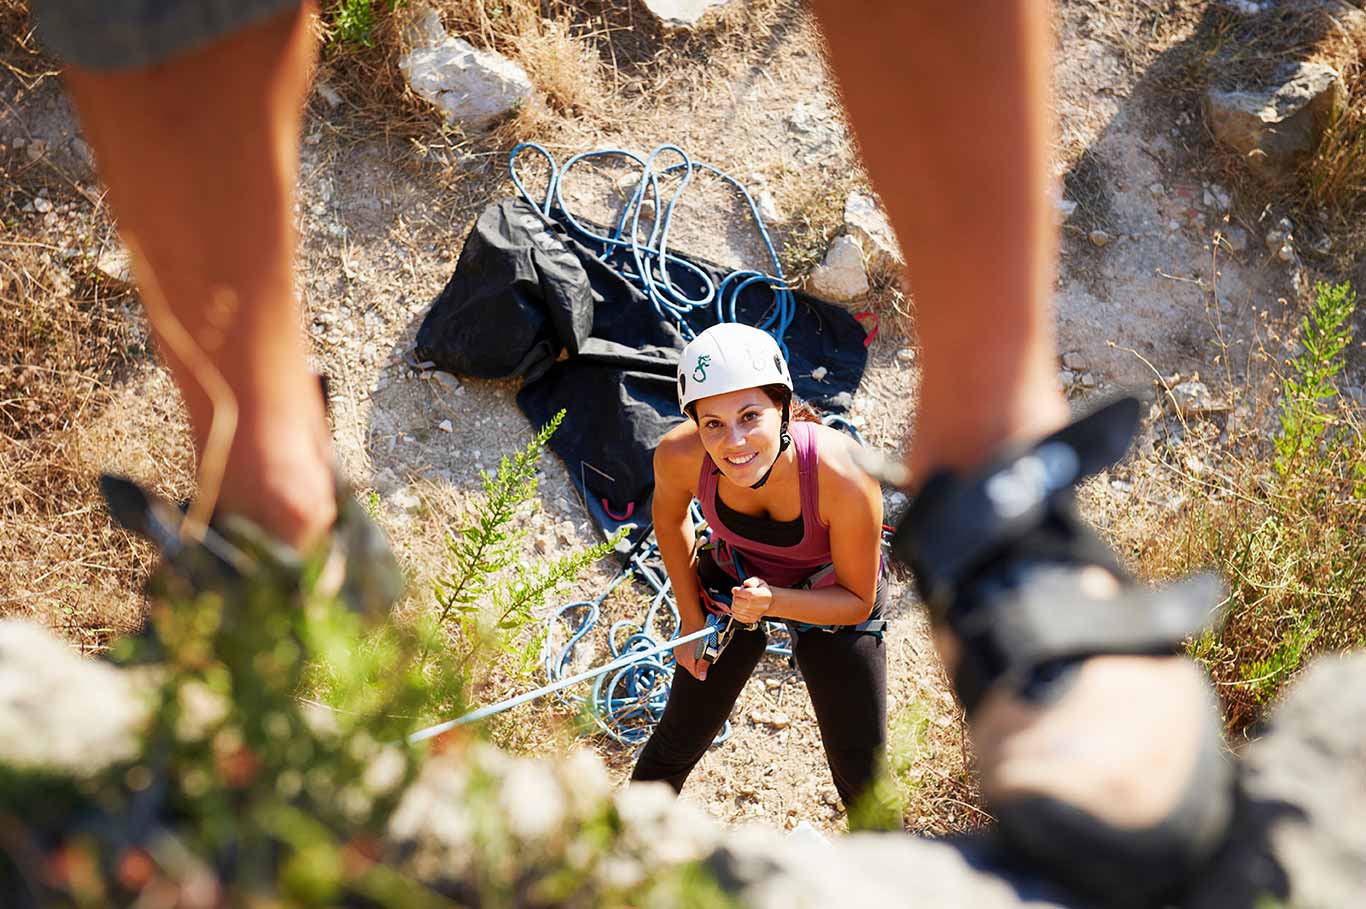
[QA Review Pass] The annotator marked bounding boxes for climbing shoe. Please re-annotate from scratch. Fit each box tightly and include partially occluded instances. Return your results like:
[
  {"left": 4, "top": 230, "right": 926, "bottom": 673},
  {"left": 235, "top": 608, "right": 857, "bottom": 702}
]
[
  {"left": 890, "top": 397, "right": 1233, "bottom": 907},
  {"left": 100, "top": 473, "right": 403, "bottom": 631}
]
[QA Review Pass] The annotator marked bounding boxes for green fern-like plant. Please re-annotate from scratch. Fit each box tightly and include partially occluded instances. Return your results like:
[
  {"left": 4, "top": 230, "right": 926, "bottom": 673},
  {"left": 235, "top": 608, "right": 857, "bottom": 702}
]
[
  {"left": 1172, "top": 280, "right": 1364, "bottom": 729},
  {"left": 1274, "top": 281, "right": 1356, "bottom": 476},
  {"left": 426, "top": 410, "right": 626, "bottom": 688}
]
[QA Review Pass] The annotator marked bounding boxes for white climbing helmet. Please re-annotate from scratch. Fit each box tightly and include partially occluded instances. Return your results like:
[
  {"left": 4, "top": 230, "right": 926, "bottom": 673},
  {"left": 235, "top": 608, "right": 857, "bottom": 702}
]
[{"left": 677, "top": 323, "right": 792, "bottom": 414}]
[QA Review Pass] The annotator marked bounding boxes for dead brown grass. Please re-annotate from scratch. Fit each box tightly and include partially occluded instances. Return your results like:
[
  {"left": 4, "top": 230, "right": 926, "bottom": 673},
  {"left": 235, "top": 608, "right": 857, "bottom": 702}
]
[
  {"left": 1097, "top": 250, "right": 1366, "bottom": 734},
  {"left": 1172, "top": 0, "right": 1366, "bottom": 270}
]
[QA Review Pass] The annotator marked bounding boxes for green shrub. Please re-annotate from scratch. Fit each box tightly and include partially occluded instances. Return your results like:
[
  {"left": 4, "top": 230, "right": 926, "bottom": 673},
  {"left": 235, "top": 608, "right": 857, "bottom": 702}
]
[
  {"left": 1177, "top": 281, "right": 1364, "bottom": 729},
  {"left": 423, "top": 409, "right": 626, "bottom": 713},
  {"left": 326, "top": 0, "right": 399, "bottom": 46}
]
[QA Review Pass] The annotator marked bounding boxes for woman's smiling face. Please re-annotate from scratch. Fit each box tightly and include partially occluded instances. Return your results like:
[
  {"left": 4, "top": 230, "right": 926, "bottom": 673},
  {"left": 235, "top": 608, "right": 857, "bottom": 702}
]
[{"left": 693, "top": 387, "right": 783, "bottom": 485}]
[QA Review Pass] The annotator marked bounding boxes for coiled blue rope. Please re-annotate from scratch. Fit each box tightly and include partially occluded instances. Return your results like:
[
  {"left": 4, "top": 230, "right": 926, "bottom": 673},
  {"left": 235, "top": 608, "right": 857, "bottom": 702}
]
[
  {"left": 509, "top": 142, "right": 797, "bottom": 357},
  {"left": 540, "top": 516, "right": 791, "bottom": 747}
]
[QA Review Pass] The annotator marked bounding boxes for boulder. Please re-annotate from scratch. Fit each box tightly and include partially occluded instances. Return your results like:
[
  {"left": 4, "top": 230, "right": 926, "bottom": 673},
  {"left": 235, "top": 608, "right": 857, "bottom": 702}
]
[
  {"left": 1204, "top": 62, "right": 1343, "bottom": 182},
  {"left": 642, "top": 0, "right": 736, "bottom": 27},
  {"left": 1187, "top": 655, "right": 1366, "bottom": 908},
  {"left": 807, "top": 235, "right": 870, "bottom": 302},
  {"left": 399, "top": 5, "right": 532, "bottom": 129},
  {"left": 843, "top": 192, "right": 903, "bottom": 276},
  {"left": 7, "top": 614, "right": 1366, "bottom": 907},
  {"left": 0, "top": 620, "right": 144, "bottom": 775}
]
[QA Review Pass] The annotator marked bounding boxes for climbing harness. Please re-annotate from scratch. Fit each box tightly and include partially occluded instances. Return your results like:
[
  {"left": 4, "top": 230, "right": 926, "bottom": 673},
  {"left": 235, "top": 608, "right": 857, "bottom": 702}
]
[{"left": 509, "top": 142, "right": 797, "bottom": 356}]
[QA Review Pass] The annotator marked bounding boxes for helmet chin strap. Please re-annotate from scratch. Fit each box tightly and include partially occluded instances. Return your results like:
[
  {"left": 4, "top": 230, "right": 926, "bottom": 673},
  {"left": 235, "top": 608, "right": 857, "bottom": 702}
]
[{"left": 748, "top": 402, "right": 791, "bottom": 490}]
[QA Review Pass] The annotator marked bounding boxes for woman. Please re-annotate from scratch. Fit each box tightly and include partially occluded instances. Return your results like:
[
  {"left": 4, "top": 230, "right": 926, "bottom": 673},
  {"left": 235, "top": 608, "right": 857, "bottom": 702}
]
[{"left": 631, "top": 323, "right": 892, "bottom": 824}]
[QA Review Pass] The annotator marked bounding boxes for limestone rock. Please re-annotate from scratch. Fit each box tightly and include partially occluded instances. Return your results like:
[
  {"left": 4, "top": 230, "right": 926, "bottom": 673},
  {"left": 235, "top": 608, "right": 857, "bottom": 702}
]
[
  {"left": 0, "top": 620, "right": 144, "bottom": 775},
  {"left": 843, "top": 192, "right": 903, "bottom": 275},
  {"left": 756, "top": 189, "right": 782, "bottom": 224},
  {"left": 1170, "top": 379, "right": 1228, "bottom": 416},
  {"left": 1187, "top": 655, "right": 1366, "bottom": 909},
  {"left": 399, "top": 5, "right": 532, "bottom": 129},
  {"left": 1205, "top": 62, "right": 1343, "bottom": 181},
  {"left": 91, "top": 243, "right": 133, "bottom": 286},
  {"left": 432, "top": 371, "right": 462, "bottom": 394},
  {"left": 807, "top": 235, "right": 869, "bottom": 302},
  {"left": 642, "top": 0, "right": 735, "bottom": 27},
  {"left": 1061, "top": 351, "right": 1088, "bottom": 371}
]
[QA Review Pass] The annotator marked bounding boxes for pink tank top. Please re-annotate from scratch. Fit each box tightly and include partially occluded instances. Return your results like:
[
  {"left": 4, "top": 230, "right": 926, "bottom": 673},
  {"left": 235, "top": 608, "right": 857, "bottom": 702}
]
[{"left": 697, "top": 421, "right": 834, "bottom": 589}]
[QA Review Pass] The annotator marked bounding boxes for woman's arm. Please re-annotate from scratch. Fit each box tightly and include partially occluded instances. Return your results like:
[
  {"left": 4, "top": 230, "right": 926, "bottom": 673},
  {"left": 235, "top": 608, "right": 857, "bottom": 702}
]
[
  {"left": 731, "top": 434, "right": 884, "bottom": 627},
  {"left": 652, "top": 429, "right": 711, "bottom": 678}
]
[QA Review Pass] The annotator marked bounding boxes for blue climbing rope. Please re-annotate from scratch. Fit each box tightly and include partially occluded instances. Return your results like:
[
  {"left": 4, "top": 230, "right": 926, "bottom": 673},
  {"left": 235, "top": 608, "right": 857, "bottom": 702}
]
[
  {"left": 509, "top": 142, "right": 797, "bottom": 357},
  {"left": 539, "top": 514, "right": 791, "bottom": 746}
]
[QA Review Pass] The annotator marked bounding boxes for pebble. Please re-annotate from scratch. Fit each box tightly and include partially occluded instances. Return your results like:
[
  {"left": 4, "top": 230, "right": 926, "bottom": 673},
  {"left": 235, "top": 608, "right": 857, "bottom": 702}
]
[
  {"left": 32, "top": 197, "right": 52, "bottom": 214},
  {"left": 1080, "top": 372, "right": 1097, "bottom": 388},
  {"left": 438, "top": 419, "right": 453, "bottom": 433},
  {"left": 392, "top": 489, "right": 422, "bottom": 512},
  {"left": 1088, "top": 229, "right": 1113, "bottom": 248},
  {"left": 431, "top": 371, "right": 461, "bottom": 394},
  {"left": 26, "top": 139, "right": 46, "bottom": 162},
  {"left": 895, "top": 347, "right": 916, "bottom": 365},
  {"left": 756, "top": 190, "right": 782, "bottom": 224},
  {"left": 764, "top": 678, "right": 781, "bottom": 690},
  {"left": 750, "top": 709, "right": 791, "bottom": 730},
  {"left": 1277, "top": 240, "right": 1296, "bottom": 262},
  {"left": 1056, "top": 197, "right": 1078, "bottom": 221},
  {"left": 1062, "top": 351, "right": 1088, "bottom": 371},
  {"left": 1148, "top": 182, "right": 1165, "bottom": 196},
  {"left": 1058, "top": 368, "right": 1076, "bottom": 387}
]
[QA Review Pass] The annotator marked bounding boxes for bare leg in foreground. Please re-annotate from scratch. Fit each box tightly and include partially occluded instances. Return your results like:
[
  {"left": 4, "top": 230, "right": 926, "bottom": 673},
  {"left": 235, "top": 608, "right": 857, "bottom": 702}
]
[
  {"left": 61, "top": 3, "right": 333, "bottom": 549},
  {"left": 812, "top": 1, "right": 1232, "bottom": 901}
]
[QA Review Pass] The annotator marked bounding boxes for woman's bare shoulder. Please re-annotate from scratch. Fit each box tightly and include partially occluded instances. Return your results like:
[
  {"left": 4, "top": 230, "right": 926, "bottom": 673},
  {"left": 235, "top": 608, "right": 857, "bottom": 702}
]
[
  {"left": 654, "top": 420, "right": 706, "bottom": 480},
  {"left": 811, "top": 423, "right": 881, "bottom": 500}
]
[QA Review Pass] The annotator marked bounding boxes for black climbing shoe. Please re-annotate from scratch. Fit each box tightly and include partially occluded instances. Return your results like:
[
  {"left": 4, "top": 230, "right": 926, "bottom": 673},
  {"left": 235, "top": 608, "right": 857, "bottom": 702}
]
[
  {"left": 890, "top": 397, "right": 1233, "bottom": 907},
  {"left": 100, "top": 473, "right": 402, "bottom": 636}
]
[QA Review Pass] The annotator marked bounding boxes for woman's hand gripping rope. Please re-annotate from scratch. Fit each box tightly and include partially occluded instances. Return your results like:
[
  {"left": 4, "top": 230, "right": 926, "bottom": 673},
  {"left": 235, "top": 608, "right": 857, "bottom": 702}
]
[
  {"left": 729, "top": 576, "right": 773, "bottom": 625},
  {"left": 689, "top": 576, "right": 771, "bottom": 679}
]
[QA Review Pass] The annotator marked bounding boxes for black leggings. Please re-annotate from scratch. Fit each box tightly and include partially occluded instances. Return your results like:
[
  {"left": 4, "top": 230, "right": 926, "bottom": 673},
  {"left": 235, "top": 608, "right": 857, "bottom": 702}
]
[{"left": 630, "top": 567, "right": 888, "bottom": 815}]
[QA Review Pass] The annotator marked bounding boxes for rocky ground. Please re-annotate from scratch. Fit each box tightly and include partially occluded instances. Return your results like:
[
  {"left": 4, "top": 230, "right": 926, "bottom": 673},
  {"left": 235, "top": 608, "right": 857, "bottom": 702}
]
[{"left": 2, "top": 0, "right": 1363, "bottom": 841}]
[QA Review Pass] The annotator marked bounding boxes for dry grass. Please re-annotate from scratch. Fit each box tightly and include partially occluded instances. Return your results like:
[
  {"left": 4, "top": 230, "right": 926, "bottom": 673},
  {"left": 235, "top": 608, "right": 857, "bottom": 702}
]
[
  {"left": 1109, "top": 268, "right": 1366, "bottom": 734},
  {"left": 1170, "top": 0, "right": 1366, "bottom": 269}
]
